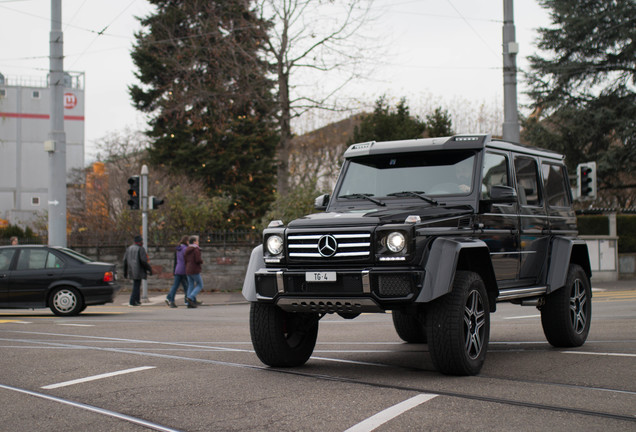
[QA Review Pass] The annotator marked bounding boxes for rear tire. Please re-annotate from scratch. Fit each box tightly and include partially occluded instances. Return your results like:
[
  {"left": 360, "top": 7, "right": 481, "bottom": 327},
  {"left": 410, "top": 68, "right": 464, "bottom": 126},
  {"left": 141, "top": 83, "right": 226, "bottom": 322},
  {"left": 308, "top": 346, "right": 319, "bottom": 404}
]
[
  {"left": 427, "top": 271, "right": 490, "bottom": 376},
  {"left": 250, "top": 302, "right": 319, "bottom": 367},
  {"left": 392, "top": 310, "right": 427, "bottom": 343},
  {"left": 541, "top": 264, "right": 591, "bottom": 347},
  {"left": 49, "top": 287, "right": 84, "bottom": 316}
]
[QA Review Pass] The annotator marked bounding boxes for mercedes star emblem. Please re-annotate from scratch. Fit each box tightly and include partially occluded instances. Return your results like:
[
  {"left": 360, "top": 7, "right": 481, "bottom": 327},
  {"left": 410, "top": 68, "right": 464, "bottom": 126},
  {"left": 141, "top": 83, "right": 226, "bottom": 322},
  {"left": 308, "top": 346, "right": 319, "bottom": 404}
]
[{"left": 317, "top": 235, "right": 338, "bottom": 257}]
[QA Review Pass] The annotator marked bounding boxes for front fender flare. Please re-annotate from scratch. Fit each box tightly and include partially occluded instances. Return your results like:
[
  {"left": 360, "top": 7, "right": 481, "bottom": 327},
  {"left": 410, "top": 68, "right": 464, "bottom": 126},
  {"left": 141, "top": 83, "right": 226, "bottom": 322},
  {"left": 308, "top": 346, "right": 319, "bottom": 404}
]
[
  {"left": 242, "top": 245, "right": 264, "bottom": 302},
  {"left": 416, "top": 237, "right": 495, "bottom": 304}
]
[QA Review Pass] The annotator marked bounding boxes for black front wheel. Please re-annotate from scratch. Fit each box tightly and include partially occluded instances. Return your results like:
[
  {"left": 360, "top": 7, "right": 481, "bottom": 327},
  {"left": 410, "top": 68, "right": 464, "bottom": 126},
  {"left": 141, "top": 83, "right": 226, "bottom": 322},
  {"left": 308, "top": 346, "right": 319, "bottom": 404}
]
[
  {"left": 392, "top": 310, "right": 427, "bottom": 343},
  {"left": 541, "top": 264, "right": 591, "bottom": 347},
  {"left": 427, "top": 271, "right": 490, "bottom": 376},
  {"left": 250, "top": 302, "right": 319, "bottom": 367}
]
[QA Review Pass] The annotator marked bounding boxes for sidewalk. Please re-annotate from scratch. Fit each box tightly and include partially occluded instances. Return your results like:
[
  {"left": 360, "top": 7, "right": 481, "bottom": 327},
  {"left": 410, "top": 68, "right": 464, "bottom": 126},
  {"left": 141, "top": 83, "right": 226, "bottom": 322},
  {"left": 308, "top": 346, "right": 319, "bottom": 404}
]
[
  {"left": 115, "top": 289, "right": 247, "bottom": 307},
  {"left": 592, "top": 278, "right": 636, "bottom": 291}
]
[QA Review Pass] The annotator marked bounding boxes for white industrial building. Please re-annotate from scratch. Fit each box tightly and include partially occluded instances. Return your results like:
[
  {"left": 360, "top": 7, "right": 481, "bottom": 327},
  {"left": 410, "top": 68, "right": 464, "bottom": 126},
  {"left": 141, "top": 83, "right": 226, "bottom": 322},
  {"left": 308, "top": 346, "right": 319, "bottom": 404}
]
[{"left": 0, "top": 72, "right": 85, "bottom": 227}]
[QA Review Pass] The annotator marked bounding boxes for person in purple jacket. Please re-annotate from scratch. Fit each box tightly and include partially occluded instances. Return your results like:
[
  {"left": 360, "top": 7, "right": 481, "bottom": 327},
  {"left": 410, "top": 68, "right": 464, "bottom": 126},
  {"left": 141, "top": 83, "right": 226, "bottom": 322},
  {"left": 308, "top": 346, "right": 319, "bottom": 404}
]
[{"left": 165, "top": 235, "right": 189, "bottom": 308}]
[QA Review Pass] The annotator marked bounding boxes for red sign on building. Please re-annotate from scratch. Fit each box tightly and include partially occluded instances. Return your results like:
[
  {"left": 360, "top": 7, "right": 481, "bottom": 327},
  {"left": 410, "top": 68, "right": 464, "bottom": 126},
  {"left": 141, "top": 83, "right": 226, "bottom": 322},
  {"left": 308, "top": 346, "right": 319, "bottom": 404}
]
[{"left": 64, "top": 92, "right": 77, "bottom": 109}]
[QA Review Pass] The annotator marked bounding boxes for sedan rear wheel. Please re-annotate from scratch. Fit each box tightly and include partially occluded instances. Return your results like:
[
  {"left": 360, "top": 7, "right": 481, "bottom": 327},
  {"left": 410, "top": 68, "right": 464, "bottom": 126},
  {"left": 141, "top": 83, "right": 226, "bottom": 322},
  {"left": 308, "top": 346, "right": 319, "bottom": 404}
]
[{"left": 49, "top": 287, "right": 84, "bottom": 316}]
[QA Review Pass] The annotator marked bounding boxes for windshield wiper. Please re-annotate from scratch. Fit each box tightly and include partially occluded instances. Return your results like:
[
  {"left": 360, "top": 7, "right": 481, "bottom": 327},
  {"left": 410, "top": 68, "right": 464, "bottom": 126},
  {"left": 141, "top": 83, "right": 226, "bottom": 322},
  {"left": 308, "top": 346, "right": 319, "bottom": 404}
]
[
  {"left": 338, "top": 193, "right": 386, "bottom": 206},
  {"left": 387, "top": 191, "right": 438, "bottom": 206}
]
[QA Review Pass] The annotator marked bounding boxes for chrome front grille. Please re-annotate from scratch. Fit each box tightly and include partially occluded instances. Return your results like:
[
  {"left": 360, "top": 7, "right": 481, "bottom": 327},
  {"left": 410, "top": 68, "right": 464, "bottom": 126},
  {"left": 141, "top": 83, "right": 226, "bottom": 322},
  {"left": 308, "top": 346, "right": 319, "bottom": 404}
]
[{"left": 288, "top": 232, "right": 371, "bottom": 259}]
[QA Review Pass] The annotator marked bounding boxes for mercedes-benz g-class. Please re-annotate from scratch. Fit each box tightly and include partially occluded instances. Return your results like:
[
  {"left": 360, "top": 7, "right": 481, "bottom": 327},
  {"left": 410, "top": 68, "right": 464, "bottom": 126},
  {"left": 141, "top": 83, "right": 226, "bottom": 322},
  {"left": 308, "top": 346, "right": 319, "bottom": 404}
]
[{"left": 243, "top": 134, "right": 592, "bottom": 375}]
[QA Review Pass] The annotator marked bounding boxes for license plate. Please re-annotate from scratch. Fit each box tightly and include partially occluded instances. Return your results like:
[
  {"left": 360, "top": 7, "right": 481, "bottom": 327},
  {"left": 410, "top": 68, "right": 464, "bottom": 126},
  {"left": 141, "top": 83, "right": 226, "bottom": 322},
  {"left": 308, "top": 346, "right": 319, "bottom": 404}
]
[{"left": 305, "top": 272, "right": 337, "bottom": 282}]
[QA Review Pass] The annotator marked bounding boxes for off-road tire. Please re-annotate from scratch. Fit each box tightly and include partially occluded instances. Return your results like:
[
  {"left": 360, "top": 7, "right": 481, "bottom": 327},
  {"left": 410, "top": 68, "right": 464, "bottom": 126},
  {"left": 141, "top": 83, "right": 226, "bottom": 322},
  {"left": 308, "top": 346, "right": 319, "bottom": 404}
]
[
  {"left": 427, "top": 271, "right": 490, "bottom": 376},
  {"left": 250, "top": 302, "right": 319, "bottom": 367},
  {"left": 541, "top": 264, "right": 591, "bottom": 347},
  {"left": 49, "top": 287, "right": 84, "bottom": 316},
  {"left": 392, "top": 310, "right": 427, "bottom": 343}
]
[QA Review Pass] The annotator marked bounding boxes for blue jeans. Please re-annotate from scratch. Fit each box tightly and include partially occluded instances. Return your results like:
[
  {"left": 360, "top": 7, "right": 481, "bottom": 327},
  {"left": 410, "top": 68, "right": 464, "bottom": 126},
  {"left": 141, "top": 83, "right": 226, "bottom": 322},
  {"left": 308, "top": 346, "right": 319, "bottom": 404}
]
[
  {"left": 129, "top": 279, "right": 141, "bottom": 305},
  {"left": 187, "top": 274, "right": 203, "bottom": 301},
  {"left": 167, "top": 274, "right": 188, "bottom": 302}
]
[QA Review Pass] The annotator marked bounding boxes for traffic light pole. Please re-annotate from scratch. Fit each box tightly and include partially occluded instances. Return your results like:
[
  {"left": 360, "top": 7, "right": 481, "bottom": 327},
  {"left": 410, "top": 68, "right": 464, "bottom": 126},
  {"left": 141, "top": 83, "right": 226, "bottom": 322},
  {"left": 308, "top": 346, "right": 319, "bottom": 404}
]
[{"left": 141, "top": 164, "right": 149, "bottom": 302}]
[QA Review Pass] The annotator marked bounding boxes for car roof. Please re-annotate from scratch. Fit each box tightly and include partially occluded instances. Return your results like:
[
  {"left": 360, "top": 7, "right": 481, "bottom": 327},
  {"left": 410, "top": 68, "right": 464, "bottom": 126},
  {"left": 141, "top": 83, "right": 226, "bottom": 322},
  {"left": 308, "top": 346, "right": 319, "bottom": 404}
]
[{"left": 343, "top": 134, "right": 564, "bottom": 161}]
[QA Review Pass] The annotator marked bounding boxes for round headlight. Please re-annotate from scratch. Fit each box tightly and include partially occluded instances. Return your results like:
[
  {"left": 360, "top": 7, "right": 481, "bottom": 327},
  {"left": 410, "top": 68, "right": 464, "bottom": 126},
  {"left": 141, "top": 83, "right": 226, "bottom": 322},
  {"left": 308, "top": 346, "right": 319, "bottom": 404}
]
[
  {"left": 266, "top": 235, "right": 284, "bottom": 255},
  {"left": 386, "top": 232, "right": 406, "bottom": 253}
]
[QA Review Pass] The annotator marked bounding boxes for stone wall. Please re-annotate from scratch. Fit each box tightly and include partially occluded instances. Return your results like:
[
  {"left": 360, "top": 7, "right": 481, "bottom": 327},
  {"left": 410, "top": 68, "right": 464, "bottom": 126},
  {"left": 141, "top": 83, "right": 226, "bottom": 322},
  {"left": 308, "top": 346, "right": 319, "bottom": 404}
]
[{"left": 75, "top": 244, "right": 256, "bottom": 292}]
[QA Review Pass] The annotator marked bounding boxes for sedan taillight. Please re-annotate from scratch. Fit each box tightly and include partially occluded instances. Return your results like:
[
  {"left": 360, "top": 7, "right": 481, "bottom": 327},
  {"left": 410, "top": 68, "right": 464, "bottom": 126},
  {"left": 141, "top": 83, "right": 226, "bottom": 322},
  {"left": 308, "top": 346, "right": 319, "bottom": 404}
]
[{"left": 103, "top": 272, "right": 114, "bottom": 282}]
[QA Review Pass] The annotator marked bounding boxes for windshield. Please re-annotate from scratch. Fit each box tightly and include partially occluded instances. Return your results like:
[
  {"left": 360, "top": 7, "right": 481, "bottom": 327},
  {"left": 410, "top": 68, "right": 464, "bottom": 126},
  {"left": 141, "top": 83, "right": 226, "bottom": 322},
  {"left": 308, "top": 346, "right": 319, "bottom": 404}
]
[{"left": 337, "top": 150, "right": 476, "bottom": 199}]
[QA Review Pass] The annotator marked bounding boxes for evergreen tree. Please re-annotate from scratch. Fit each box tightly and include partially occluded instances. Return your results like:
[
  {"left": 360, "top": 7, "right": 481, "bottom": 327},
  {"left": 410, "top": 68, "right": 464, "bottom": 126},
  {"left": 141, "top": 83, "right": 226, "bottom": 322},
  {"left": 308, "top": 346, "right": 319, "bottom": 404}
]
[
  {"left": 349, "top": 96, "right": 427, "bottom": 144},
  {"left": 523, "top": 0, "right": 635, "bottom": 202},
  {"left": 129, "top": 0, "right": 278, "bottom": 227},
  {"left": 426, "top": 107, "right": 454, "bottom": 137}
]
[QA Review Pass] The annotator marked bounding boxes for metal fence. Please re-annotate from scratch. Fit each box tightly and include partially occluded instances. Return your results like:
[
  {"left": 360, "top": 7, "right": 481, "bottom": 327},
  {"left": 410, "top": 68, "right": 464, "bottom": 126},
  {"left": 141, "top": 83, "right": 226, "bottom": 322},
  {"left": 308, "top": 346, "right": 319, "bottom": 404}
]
[{"left": 1, "top": 230, "right": 262, "bottom": 248}]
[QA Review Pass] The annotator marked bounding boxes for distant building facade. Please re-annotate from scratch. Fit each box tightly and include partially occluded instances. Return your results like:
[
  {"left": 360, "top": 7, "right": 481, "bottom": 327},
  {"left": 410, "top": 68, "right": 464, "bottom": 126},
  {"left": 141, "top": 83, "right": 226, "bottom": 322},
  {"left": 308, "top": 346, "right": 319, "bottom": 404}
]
[{"left": 0, "top": 72, "right": 85, "bottom": 226}]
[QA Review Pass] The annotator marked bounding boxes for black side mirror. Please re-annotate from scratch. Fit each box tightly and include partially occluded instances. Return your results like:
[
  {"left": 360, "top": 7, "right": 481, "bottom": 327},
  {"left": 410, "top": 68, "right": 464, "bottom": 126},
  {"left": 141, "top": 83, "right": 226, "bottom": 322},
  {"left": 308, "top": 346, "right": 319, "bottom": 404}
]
[
  {"left": 488, "top": 185, "right": 517, "bottom": 203},
  {"left": 314, "top": 194, "right": 330, "bottom": 210}
]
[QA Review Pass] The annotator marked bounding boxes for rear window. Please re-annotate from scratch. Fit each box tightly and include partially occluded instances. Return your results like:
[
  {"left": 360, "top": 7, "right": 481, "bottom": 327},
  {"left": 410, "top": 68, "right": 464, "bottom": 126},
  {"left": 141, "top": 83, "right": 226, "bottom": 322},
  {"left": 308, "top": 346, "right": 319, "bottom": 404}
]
[{"left": 58, "top": 248, "right": 94, "bottom": 263}]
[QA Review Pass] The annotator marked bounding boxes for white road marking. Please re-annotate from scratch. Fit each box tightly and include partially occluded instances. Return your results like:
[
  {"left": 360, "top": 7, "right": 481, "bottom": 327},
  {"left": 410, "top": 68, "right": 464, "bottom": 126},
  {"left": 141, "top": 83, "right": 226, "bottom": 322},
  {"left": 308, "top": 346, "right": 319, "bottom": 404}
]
[
  {"left": 57, "top": 324, "right": 95, "bottom": 327},
  {"left": 0, "top": 383, "right": 181, "bottom": 432},
  {"left": 41, "top": 366, "right": 156, "bottom": 389},
  {"left": 563, "top": 351, "right": 636, "bottom": 358},
  {"left": 344, "top": 394, "right": 438, "bottom": 432},
  {"left": 502, "top": 314, "right": 540, "bottom": 320}
]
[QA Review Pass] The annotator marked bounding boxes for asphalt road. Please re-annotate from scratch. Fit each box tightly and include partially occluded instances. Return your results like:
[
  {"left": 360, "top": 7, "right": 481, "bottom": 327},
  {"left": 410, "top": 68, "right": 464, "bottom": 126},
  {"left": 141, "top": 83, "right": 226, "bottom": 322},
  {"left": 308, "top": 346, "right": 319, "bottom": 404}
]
[{"left": 1, "top": 282, "right": 635, "bottom": 431}]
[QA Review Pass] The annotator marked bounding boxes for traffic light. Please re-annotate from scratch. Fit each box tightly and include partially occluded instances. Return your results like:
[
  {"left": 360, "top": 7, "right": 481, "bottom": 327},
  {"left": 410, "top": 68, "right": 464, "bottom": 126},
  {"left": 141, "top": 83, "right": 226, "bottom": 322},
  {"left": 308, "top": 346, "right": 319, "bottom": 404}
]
[
  {"left": 577, "top": 162, "right": 597, "bottom": 200},
  {"left": 127, "top": 176, "right": 140, "bottom": 209},
  {"left": 149, "top": 196, "right": 165, "bottom": 210}
]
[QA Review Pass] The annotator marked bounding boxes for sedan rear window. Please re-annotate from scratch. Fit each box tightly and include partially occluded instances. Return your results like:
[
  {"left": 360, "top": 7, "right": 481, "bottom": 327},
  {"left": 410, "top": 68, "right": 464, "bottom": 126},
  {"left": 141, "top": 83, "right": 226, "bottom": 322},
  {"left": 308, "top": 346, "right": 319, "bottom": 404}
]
[{"left": 58, "top": 248, "right": 94, "bottom": 263}]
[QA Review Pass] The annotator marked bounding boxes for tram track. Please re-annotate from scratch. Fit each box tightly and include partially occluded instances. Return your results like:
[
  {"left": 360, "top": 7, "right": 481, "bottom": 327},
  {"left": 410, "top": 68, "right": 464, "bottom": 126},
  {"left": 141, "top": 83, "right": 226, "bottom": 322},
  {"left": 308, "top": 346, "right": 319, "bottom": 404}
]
[{"left": 2, "top": 329, "right": 635, "bottom": 426}]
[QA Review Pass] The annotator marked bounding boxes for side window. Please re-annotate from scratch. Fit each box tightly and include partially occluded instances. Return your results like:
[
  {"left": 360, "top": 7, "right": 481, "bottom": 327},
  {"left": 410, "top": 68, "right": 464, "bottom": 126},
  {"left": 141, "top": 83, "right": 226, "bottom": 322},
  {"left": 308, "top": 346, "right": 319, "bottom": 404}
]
[
  {"left": 481, "top": 152, "right": 509, "bottom": 199},
  {"left": 541, "top": 163, "right": 570, "bottom": 207},
  {"left": 514, "top": 156, "right": 541, "bottom": 206},
  {"left": 0, "top": 249, "right": 15, "bottom": 271},
  {"left": 46, "top": 252, "right": 65, "bottom": 269},
  {"left": 16, "top": 249, "right": 48, "bottom": 270}
]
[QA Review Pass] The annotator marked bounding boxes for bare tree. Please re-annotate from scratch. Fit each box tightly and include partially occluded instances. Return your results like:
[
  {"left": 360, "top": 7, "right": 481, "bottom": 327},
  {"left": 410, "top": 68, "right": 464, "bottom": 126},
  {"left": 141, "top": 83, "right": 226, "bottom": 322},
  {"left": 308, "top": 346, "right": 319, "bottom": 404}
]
[{"left": 256, "top": 0, "right": 376, "bottom": 196}]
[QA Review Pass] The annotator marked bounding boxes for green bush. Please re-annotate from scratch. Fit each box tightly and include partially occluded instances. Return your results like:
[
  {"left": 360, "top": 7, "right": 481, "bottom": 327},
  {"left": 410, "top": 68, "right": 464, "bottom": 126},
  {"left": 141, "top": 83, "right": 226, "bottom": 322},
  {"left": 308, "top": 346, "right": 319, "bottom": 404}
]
[
  {"left": 617, "top": 215, "right": 636, "bottom": 253},
  {"left": 576, "top": 215, "right": 609, "bottom": 235}
]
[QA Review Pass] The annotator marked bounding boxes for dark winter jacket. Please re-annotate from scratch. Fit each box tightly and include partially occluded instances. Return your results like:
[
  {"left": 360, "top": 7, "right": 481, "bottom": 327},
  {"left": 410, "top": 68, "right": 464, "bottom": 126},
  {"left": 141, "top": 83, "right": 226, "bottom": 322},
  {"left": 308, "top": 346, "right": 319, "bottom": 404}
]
[
  {"left": 123, "top": 243, "right": 152, "bottom": 280},
  {"left": 184, "top": 244, "right": 203, "bottom": 275}
]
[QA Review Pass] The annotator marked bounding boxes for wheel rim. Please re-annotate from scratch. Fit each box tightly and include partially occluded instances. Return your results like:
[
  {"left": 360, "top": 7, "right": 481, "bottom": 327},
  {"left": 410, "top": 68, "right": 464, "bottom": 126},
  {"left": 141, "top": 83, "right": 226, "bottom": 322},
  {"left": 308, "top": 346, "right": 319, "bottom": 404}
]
[
  {"left": 569, "top": 279, "right": 588, "bottom": 334},
  {"left": 463, "top": 289, "right": 486, "bottom": 359},
  {"left": 53, "top": 289, "right": 77, "bottom": 313}
]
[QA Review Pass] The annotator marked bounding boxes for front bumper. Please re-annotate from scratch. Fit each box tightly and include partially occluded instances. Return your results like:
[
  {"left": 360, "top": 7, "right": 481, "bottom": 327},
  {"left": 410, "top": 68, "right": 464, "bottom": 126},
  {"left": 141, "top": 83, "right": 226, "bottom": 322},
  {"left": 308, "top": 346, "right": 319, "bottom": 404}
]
[{"left": 255, "top": 267, "right": 424, "bottom": 313}]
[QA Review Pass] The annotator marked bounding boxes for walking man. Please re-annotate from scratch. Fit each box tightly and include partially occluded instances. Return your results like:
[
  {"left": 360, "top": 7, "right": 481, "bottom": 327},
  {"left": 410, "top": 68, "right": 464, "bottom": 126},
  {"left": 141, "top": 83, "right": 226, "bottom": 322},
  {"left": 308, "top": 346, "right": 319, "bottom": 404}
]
[
  {"left": 184, "top": 235, "right": 203, "bottom": 308},
  {"left": 123, "top": 235, "right": 152, "bottom": 306}
]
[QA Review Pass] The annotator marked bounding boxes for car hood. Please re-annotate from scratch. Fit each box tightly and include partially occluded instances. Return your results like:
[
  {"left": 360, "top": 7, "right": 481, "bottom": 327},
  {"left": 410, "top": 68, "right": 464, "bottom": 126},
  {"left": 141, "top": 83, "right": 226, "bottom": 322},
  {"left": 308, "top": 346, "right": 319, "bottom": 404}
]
[{"left": 287, "top": 205, "right": 474, "bottom": 228}]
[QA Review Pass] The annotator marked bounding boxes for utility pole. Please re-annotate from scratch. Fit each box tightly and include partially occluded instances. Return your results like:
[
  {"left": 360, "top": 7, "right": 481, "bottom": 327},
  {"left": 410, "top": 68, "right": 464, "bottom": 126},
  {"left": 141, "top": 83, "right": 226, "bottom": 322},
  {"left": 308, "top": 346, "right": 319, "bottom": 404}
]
[
  {"left": 47, "top": 0, "right": 67, "bottom": 246},
  {"left": 141, "top": 164, "right": 149, "bottom": 301},
  {"left": 502, "top": 0, "right": 520, "bottom": 143}
]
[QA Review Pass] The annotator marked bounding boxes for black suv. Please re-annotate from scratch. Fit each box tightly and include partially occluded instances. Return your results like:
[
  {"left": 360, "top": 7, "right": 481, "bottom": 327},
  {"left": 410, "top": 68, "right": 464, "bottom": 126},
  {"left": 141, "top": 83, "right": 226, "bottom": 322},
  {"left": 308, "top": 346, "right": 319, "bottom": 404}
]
[{"left": 243, "top": 134, "right": 592, "bottom": 375}]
